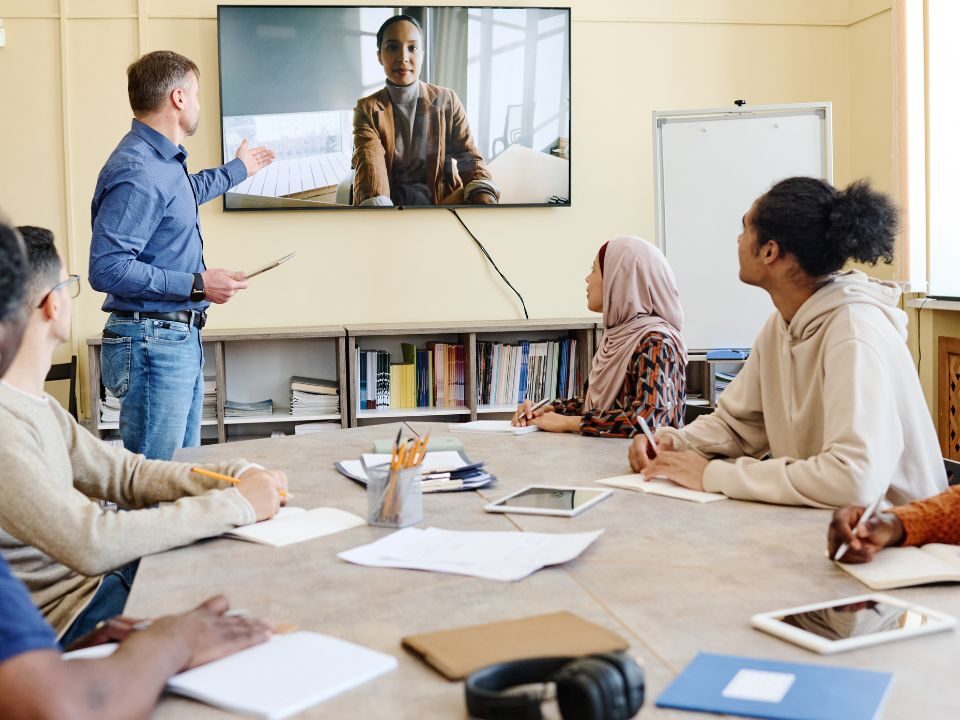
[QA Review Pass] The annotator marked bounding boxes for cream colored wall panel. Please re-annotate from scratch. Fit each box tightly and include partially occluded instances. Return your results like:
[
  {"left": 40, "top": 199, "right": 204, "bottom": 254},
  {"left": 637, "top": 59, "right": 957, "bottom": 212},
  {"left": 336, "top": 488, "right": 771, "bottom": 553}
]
[
  {"left": 64, "top": 19, "right": 138, "bottom": 412},
  {"left": 141, "top": 0, "right": 871, "bottom": 26},
  {"left": 848, "top": 9, "right": 893, "bottom": 281},
  {"left": 849, "top": 0, "right": 892, "bottom": 24},
  {"left": 66, "top": 0, "right": 136, "bottom": 17},
  {"left": 0, "top": 0, "right": 59, "bottom": 17},
  {"left": 0, "top": 18, "right": 67, "bottom": 262}
]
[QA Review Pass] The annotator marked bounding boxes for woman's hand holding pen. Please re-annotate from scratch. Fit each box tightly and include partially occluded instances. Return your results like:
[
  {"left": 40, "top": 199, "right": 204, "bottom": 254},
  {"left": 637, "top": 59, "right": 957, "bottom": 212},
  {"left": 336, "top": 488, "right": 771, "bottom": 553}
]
[
  {"left": 827, "top": 505, "right": 904, "bottom": 564},
  {"left": 511, "top": 399, "right": 554, "bottom": 427}
]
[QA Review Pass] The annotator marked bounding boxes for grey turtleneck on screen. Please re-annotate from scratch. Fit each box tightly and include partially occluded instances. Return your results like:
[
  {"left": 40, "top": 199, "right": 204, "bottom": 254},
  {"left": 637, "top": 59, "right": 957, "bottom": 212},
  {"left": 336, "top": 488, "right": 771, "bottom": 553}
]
[{"left": 386, "top": 81, "right": 431, "bottom": 206}]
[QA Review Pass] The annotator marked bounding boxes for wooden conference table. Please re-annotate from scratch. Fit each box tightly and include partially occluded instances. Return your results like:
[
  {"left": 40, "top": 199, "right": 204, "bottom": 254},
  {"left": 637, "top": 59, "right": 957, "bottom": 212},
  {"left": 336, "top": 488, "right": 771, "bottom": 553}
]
[{"left": 126, "top": 423, "right": 960, "bottom": 719}]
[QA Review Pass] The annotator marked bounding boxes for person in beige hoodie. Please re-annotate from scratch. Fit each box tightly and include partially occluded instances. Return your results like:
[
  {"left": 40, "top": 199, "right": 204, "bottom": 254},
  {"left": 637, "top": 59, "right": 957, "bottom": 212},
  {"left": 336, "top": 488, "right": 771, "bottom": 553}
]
[
  {"left": 628, "top": 177, "right": 946, "bottom": 508},
  {"left": 0, "top": 226, "right": 288, "bottom": 646}
]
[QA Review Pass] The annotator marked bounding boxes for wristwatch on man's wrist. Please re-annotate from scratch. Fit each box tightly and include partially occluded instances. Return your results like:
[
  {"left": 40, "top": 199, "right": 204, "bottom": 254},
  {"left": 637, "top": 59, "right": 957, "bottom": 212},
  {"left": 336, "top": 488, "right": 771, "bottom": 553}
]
[{"left": 189, "top": 272, "right": 206, "bottom": 302}]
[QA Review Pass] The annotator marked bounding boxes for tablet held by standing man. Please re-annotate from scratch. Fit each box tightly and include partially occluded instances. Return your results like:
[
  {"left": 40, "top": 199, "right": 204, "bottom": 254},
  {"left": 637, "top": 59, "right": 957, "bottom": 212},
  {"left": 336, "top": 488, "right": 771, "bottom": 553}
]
[{"left": 89, "top": 51, "right": 275, "bottom": 459}]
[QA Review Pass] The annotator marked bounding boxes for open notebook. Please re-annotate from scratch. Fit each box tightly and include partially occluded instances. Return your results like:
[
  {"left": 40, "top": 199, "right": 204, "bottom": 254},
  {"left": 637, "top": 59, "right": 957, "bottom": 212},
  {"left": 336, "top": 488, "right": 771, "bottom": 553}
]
[
  {"left": 224, "top": 507, "right": 365, "bottom": 547},
  {"left": 65, "top": 632, "right": 397, "bottom": 719},
  {"left": 450, "top": 420, "right": 538, "bottom": 435},
  {"left": 596, "top": 474, "right": 726, "bottom": 504},
  {"left": 837, "top": 543, "right": 960, "bottom": 590}
]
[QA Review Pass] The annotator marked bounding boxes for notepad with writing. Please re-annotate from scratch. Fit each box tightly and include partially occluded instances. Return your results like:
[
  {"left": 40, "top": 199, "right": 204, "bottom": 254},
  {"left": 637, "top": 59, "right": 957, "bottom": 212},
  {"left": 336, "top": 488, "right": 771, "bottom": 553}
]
[
  {"left": 657, "top": 652, "right": 893, "bottom": 720},
  {"left": 837, "top": 543, "right": 960, "bottom": 590},
  {"left": 450, "top": 420, "right": 538, "bottom": 435},
  {"left": 224, "top": 507, "right": 365, "bottom": 547},
  {"left": 402, "top": 611, "right": 628, "bottom": 680},
  {"left": 596, "top": 474, "right": 727, "bottom": 503}
]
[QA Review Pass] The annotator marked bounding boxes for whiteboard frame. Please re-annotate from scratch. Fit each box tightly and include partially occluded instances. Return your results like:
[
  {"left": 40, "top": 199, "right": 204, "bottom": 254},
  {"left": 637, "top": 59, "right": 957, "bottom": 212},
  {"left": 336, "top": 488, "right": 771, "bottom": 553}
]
[{"left": 651, "top": 102, "right": 833, "bottom": 350}]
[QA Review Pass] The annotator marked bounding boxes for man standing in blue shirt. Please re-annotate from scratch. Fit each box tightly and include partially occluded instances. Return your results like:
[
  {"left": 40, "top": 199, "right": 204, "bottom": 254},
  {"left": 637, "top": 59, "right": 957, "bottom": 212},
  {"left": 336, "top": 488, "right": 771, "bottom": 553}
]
[{"left": 90, "top": 50, "right": 275, "bottom": 459}]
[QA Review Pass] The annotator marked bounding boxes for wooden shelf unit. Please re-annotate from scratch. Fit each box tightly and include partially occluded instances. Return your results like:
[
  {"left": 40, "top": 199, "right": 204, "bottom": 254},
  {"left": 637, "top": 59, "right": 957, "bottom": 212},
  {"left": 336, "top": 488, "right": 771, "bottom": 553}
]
[
  {"left": 344, "top": 319, "right": 598, "bottom": 427},
  {"left": 86, "top": 326, "right": 348, "bottom": 442}
]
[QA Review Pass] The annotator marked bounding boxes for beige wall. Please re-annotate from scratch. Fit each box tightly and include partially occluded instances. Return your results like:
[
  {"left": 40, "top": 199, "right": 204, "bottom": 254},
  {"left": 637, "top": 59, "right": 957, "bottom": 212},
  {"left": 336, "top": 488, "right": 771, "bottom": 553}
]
[{"left": 0, "top": 0, "right": 895, "bottom": 417}]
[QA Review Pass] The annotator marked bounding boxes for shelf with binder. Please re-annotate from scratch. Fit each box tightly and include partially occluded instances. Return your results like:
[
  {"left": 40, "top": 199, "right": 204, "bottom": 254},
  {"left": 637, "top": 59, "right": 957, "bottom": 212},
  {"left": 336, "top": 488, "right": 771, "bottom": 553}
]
[
  {"left": 345, "top": 319, "right": 597, "bottom": 427},
  {"left": 86, "top": 326, "right": 347, "bottom": 443}
]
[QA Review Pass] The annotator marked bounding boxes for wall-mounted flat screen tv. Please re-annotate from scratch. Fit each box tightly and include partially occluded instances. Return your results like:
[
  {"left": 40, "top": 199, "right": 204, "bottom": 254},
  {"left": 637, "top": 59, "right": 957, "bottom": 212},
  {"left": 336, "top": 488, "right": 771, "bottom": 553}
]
[{"left": 218, "top": 5, "right": 571, "bottom": 210}]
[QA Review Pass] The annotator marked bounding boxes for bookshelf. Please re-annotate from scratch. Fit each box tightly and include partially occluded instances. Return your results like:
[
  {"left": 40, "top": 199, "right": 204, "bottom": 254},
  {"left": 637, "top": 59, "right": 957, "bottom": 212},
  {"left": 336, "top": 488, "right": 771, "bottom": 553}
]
[
  {"left": 86, "top": 326, "right": 347, "bottom": 442},
  {"left": 345, "top": 319, "right": 597, "bottom": 427},
  {"left": 685, "top": 354, "right": 749, "bottom": 407}
]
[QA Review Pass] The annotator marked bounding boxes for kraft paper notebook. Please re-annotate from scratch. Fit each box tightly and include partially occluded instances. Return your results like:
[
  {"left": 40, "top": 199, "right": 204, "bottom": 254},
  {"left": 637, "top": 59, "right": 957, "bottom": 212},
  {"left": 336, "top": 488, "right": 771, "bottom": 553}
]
[
  {"left": 401, "top": 611, "right": 628, "bottom": 680},
  {"left": 837, "top": 543, "right": 960, "bottom": 590}
]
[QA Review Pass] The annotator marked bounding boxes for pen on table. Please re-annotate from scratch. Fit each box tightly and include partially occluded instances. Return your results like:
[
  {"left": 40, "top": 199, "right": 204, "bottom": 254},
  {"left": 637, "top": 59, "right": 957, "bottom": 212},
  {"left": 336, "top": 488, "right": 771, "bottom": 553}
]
[
  {"left": 190, "top": 467, "right": 292, "bottom": 499},
  {"left": 833, "top": 495, "right": 884, "bottom": 562}
]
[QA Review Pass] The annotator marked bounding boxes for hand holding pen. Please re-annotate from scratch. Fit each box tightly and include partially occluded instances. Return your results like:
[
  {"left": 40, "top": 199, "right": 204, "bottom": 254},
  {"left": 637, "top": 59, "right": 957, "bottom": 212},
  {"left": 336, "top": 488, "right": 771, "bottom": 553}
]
[
  {"left": 511, "top": 397, "right": 554, "bottom": 427},
  {"left": 828, "top": 497, "right": 903, "bottom": 564}
]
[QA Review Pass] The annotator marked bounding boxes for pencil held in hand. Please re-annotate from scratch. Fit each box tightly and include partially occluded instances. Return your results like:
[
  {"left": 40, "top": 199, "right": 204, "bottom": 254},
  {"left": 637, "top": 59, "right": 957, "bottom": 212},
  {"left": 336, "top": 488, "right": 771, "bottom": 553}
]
[{"left": 190, "top": 467, "right": 292, "bottom": 499}]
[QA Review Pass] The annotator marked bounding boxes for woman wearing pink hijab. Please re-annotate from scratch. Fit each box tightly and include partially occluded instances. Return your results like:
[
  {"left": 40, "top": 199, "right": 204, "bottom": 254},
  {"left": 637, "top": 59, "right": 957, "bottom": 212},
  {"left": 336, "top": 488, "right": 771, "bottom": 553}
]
[{"left": 511, "top": 236, "right": 687, "bottom": 436}]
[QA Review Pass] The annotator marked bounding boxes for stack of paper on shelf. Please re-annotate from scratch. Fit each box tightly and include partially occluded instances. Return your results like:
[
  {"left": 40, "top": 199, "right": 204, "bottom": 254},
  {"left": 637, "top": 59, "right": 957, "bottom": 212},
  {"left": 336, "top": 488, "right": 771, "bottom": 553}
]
[
  {"left": 294, "top": 422, "right": 340, "bottom": 435},
  {"left": 100, "top": 389, "right": 121, "bottom": 423},
  {"left": 290, "top": 375, "right": 339, "bottom": 416},
  {"left": 224, "top": 399, "right": 273, "bottom": 418},
  {"left": 335, "top": 450, "right": 495, "bottom": 492},
  {"left": 202, "top": 377, "right": 217, "bottom": 420}
]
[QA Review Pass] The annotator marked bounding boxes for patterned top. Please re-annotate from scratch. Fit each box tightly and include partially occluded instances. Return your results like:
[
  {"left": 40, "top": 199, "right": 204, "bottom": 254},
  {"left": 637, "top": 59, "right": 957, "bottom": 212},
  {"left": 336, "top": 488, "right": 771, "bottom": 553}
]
[
  {"left": 891, "top": 484, "right": 960, "bottom": 546},
  {"left": 552, "top": 332, "right": 686, "bottom": 438}
]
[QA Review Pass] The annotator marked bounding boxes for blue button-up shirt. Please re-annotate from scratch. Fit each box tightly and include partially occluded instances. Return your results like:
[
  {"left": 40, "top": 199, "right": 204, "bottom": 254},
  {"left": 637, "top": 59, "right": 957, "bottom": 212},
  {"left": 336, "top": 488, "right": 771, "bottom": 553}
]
[{"left": 89, "top": 119, "right": 247, "bottom": 313}]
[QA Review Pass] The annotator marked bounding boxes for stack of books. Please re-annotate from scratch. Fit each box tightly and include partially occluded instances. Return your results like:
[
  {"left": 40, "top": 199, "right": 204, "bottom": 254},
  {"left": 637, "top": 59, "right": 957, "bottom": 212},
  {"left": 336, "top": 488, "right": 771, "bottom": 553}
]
[
  {"left": 290, "top": 376, "right": 339, "bottom": 416},
  {"left": 100, "top": 389, "right": 121, "bottom": 423},
  {"left": 714, "top": 370, "right": 738, "bottom": 400},
  {"left": 476, "top": 338, "right": 580, "bottom": 407},
  {"left": 224, "top": 399, "right": 273, "bottom": 418},
  {"left": 202, "top": 377, "right": 217, "bottom": 421},
  {"left": 356, "top": 342, "right": 465, "bottom": 411}
]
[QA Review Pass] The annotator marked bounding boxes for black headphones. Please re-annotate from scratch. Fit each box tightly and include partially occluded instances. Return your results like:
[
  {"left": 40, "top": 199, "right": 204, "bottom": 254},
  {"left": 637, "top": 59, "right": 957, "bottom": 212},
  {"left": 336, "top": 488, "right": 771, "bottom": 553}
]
[{"left": 465, "top": 652, "right": 644, "bottom": 720}]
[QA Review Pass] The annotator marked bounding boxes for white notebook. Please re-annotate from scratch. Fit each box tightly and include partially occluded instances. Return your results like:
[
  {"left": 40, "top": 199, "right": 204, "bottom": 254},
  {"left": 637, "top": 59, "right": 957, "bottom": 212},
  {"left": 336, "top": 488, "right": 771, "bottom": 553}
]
[
  {"left": 837, "top": 543, "right": 960, "bottom": 590},
  {"left": 450, "top": 420, "right": 538, "bottom": 435},
  {"left": 224, "top": 507, "right": 365, "bottom": 547},
  {"left": 66, "top": 632, "right": 397, "bottom": 720},
  {"left": 595, "top": 474, "right": 727, "bottom": 504}
]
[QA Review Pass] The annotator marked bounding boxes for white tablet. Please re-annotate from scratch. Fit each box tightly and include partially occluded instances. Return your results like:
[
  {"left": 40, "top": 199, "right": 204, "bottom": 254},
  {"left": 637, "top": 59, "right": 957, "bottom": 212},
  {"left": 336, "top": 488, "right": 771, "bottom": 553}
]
[
  {"left": 483, "top": 485, "right": 612, "bottom": 517},
  {"left": 751, "top": 593, "right": 956, "bottom": 654}
]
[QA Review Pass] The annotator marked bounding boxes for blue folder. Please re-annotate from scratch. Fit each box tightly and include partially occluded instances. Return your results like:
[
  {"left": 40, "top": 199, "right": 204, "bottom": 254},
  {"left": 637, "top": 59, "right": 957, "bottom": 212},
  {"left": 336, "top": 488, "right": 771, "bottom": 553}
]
[{"left": 656, "top": 652, "right": 893, "bottom": 720}]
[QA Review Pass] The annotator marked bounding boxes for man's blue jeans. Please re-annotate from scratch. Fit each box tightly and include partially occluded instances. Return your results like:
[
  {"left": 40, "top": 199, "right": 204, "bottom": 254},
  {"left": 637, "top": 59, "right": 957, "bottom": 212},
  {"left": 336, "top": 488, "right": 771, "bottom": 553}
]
[
  {"left": 100, "top": 313, "right": 203, "bottom": 460},
  {"left": 58, "top": 560, "right": 140, "bottom": 649}
]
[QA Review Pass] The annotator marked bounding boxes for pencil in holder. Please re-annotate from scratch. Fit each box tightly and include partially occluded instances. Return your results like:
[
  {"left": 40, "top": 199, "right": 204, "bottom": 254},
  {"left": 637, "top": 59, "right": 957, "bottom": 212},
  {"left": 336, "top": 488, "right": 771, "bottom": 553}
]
[{"left": 366, "top": 464, "right": 423, "bottom": 528}]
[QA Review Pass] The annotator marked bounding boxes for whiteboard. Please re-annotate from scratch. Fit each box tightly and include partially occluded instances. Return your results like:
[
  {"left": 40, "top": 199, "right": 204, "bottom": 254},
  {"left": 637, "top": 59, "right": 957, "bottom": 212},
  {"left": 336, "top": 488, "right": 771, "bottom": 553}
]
[{"left": 653, "top": 104, "right": 832, "bottom": 350}]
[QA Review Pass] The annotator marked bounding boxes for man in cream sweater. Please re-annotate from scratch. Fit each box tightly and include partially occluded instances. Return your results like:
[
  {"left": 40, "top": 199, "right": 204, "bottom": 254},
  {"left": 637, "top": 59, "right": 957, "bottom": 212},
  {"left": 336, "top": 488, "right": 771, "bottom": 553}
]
[
  {"left": 0, "top": 226, "right": 287, "bottom": 645},
  {"left": 628, "top": 178, "right": 946, "bottom": 508}
]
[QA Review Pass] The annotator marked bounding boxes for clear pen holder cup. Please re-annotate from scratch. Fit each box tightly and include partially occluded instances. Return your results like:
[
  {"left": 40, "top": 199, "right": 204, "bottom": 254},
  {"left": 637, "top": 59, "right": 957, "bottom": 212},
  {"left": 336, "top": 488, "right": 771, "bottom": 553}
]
[{"left": 365, "top": 464, "right": 423, "bottom": 528}]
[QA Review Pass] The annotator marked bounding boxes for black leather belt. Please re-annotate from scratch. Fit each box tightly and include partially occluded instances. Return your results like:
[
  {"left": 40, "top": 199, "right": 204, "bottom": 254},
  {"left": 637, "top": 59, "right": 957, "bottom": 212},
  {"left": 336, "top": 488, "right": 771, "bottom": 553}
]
[{"left": 112, "top": 310, "right": 207, "bottom": 329}]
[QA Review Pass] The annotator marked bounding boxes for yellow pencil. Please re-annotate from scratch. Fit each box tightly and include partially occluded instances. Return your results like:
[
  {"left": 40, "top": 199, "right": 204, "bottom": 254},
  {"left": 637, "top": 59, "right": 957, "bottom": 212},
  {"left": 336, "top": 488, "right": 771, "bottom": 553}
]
[{"left": 190, "top": 467, "right": 292, "bottom": 499}]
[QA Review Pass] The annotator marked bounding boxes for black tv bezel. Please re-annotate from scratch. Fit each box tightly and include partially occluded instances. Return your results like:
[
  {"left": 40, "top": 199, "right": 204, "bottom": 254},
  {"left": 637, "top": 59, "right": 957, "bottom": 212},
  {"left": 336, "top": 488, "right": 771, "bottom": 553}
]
[{"left": 216, "top": 4, "right": 572, "bottom": 212}]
